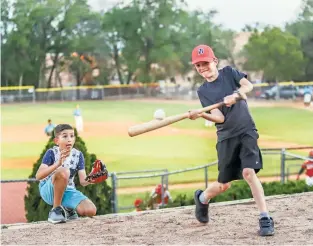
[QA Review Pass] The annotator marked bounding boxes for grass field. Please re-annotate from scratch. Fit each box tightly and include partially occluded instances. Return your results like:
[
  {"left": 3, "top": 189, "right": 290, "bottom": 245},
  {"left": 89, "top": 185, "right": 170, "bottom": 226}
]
[{"left": 1, "top": 100, "right": 313, "bottom": 185}]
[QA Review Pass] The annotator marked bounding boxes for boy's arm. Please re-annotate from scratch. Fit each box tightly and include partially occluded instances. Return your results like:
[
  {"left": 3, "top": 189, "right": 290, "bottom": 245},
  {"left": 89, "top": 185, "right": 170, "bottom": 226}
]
[
  {"left": 77, "top": 152, "right": 93, "bottom": 186},
  {"left": 201, "top": 108, "right": 225, "bottom": 123},
  {"left": 189, "top": 91, "right": 224, "bottom": 123},
  {"left": 35, "top": 161, "right": 61, "bottom": 180},
  {"left": 35, "top": 148, "right": 70, "bottom": 180},
  {"left": 236, "top": 77, "right": 254, "bottom": 95},
  {"left": 78, "top": 170, "right": 93, "bottom": 186},
  {"left": 224, "top": 78, "right": 253, "bottom": 107}
]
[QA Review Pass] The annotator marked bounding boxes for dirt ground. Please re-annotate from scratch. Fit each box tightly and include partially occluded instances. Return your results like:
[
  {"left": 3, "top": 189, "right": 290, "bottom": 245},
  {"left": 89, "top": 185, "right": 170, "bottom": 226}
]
[{"left": 2, "top": 192, "right": 313, "bottom": 245}]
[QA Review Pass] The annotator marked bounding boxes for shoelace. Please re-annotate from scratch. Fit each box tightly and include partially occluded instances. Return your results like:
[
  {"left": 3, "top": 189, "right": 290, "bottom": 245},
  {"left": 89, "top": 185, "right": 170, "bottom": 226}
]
[
  {"left": 260, "top": 218, "right": 272, "bottom": 227},
  {"left": 54, "top": 206, "right": 66, "bottom": 216}
]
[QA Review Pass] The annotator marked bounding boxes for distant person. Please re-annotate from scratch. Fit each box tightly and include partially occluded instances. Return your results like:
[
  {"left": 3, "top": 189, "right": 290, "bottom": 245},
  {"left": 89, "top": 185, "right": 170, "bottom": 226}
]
[
  {"left": 44, "top": 119, "right": 55, "bottom": 136},
  {"left": 133, "top": 198, "right": 144, "bottom": 212},
  {"left": 296, "top": 150, "right": 313, "bottom": 186},
  {"left": 73, "top": 104, "right": 84, "bottom": 132},
  {"left": 148, "top": 184, "right": 172, "bottom": 210},
  {"left": 303, "top": 86, "right": 312, "bottom": 107}
]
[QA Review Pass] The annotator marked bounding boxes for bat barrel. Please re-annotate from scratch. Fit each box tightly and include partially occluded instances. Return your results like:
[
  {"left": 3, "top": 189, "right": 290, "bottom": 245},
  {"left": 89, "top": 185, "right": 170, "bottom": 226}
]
[{"left": 128, "top": 113, "right": 189, "bottom": 137}]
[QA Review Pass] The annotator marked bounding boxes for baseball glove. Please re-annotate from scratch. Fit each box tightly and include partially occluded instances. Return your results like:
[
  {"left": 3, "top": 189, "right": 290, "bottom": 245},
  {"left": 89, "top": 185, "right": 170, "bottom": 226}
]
[{"left": 85, "top": 159, "right": 108, "bottom": 183}]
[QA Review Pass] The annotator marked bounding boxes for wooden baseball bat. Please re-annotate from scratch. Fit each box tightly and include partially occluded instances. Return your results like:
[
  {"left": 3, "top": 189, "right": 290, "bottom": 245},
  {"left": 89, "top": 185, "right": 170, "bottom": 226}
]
[{"left": 128, "top": 101, "right": 225, "bottom": 137}]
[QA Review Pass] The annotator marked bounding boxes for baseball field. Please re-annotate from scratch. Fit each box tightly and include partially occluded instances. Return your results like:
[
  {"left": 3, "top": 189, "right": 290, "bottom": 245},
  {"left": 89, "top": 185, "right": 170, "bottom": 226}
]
[
  {"left": 1, "top": 98, "right": 313, "bottom": 225},
  {"left": 2, "top": 99, "right": 313, "bottom": 182}
]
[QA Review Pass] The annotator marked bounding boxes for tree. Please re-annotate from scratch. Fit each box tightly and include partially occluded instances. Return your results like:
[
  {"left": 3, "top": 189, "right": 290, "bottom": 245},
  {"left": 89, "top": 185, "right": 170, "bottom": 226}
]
[
  {"left": 24, "top": 129, "right": 112, "bottom": 222},
  {"left": 286, "top": 0, "right": 313, "bottom": 81},
  {"left": 242, "top": 27, "right": 305, "bottom": 81}
]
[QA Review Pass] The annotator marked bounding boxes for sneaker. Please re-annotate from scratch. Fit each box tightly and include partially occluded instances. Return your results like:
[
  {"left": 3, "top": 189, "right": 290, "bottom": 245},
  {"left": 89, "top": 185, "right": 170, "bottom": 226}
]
[
  {"left": 259, "top": 217, "right": 275, "bottom": 236},
  {"left": 48, "top": 206, "right": 66, "bottom": 224},
  {"left": 194, "top": 190, "right": 209, "bottom": 223},
  {"left": 64, "top": 207, "right": 79, "bottom": 220}
]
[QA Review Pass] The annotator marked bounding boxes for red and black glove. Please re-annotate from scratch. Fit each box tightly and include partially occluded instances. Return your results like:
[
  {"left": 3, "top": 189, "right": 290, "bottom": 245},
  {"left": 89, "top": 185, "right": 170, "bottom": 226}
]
[{"left": 85, "top": 160, "right": 108, "bottom": 183}]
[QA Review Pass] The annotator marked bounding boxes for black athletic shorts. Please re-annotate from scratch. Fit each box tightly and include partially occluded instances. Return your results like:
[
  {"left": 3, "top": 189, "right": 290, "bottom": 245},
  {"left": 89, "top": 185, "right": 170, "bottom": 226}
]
[{"left": 216, "top": 130, "right": 263, "bottom": 183}]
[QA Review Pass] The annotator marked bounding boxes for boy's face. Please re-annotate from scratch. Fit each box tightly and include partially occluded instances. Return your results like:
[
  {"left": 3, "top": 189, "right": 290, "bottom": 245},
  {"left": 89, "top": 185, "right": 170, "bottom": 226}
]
[
  {"left": 194, "top": 61, "right": 218, "bottom": 81},
  {"left": 54, "top": 129, "right": 75, "bottom": 150}
]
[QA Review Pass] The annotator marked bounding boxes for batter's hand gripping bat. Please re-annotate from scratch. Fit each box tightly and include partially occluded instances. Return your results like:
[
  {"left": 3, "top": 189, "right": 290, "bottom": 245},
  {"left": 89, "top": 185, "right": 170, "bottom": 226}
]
[{"left": 128, "top": 93, "right": 246, "bottom": 137}]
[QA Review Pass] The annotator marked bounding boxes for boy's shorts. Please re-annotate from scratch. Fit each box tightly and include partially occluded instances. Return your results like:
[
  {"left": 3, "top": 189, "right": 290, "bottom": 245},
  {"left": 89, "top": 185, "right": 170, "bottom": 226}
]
[
  {"left": 39, "top": 177, "right": 88, "bottom": 209},
  {"left": 216, "top": 130, "right": 263, "bottom": 183}
]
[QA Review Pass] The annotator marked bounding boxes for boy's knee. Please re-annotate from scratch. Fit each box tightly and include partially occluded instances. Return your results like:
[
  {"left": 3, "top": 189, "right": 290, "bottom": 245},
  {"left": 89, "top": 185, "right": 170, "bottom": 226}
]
[
  {"left": 53, "top": 167, "right": 70, "bottom": 181},
  {"left": 242, "top": 168, "right": 255, "bottom": 182},
  {"left": 85, "top": 205, "right": 97, "bottom": 217},
  {"left": 77, "top": 200, "right": 97, "bottom": 217}
]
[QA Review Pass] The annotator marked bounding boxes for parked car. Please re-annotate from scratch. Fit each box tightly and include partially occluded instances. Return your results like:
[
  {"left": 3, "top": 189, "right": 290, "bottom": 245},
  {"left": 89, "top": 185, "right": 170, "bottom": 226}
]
[{"left": 260, "top": 85, "right": 303, "bottom": 100}]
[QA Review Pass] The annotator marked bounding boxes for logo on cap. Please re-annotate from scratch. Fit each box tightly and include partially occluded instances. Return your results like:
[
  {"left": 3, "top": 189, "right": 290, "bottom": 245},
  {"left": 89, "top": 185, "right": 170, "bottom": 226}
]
[{"left": 198, "top": 48, "right": 204, "bottom": 55}]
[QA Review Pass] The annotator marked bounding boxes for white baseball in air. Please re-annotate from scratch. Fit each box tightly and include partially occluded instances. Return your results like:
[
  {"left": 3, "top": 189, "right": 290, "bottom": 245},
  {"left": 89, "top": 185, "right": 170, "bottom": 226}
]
[{"left": 153, "top": 109, "right": 166, "bottom": 120}]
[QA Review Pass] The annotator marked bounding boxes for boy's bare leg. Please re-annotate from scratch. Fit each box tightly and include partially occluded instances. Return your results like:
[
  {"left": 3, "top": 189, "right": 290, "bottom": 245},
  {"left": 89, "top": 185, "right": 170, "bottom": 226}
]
[
  {"left": 76, "top": 199, "right": 97, "bottom": 217},
  {"left": 194, "top": 181, "right": 231, "bottom": 223},
  {"left": 242, "top": 168, "right": 268, "bottom": 213},
  {"left": 201, "top": 181, "right": 231, "bottom": 202},
  {"left": 52, "top": 167, "right": 70, "bottom": 208}
]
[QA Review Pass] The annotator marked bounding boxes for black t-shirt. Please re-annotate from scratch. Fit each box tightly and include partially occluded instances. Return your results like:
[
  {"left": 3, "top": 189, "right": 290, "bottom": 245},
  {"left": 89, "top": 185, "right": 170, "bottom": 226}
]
[{"left": 197, "top": 66, "right": 257, "bottom": 142}]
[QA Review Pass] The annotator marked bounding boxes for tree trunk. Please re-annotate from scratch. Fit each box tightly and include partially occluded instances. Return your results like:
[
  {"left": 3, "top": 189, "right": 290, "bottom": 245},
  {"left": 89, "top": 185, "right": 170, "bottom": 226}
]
[
  {"left": 47, "top": 53, "right": 59, "bottom": 88},
  {"left": 126, "top": 71, "right": 133, "bottom": 84},
  {"left": 38, "top": 56, "right": 47, "bottom": 88},
  {"left": 113, "top": 44, "right": 124, "bottom": 84},
  {"left": 76, "top": 70, "right": 81, "bottom": 100},
  {"left": 143, "top": 38, "right": 152, "bottom": 83}
]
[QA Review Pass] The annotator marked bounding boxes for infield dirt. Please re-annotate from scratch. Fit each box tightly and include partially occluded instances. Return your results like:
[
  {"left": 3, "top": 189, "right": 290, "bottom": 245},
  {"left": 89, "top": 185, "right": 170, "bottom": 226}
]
[{"left": 2, "top": 192, "right": 313, "bottom": 245}]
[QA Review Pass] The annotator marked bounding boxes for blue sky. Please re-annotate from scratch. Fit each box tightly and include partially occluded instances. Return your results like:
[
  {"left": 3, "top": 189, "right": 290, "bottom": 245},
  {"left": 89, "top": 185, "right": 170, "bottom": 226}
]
[{"left": 89, "top": 0, "right": 303, "bottom": 31}]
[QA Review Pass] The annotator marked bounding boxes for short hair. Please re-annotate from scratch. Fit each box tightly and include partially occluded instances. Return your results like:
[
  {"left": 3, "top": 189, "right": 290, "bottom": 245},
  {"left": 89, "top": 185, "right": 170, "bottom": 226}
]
[{"left": 54, "top": 124, "right": 73, "bottom": 136}]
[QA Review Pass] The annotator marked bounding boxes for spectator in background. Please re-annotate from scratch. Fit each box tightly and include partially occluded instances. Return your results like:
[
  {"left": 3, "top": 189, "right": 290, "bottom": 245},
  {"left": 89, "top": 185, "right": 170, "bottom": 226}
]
[
  {"left": 44, "top": 119, "right": 55, "bottom": 136},
  {"left": 148, "top": 184, "right": 172, "bottom": 210},
  {"left": 296, "top": 150, "right": 313, "bottom": 186},
  {"left": 73, "top": 104, "right": 84, "bottom": 132},
  {"left": 133, "top": 198, "right": 144, "bottom": 212},
  {"left": 303, "top": 86, "right": 313, "bottom": 107}
]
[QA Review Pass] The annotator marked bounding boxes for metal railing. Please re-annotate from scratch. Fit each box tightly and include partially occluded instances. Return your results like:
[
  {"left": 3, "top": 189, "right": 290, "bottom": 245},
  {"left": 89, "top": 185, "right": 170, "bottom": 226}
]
[{"left": 110, "top": 162, "right": 218, "bottom": 213}]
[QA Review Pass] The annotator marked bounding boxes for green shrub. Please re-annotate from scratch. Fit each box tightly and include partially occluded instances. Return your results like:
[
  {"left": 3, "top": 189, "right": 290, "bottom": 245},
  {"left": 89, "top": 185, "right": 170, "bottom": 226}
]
[
  {"left": 168, "top": 180, "right": 313, "bottom": 208},
  {"left": 24, "top": 129, "right": 112, "bottom": 222}
]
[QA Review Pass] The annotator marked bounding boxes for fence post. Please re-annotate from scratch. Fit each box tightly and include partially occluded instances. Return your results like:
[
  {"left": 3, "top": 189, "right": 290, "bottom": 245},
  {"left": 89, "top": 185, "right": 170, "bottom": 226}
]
[
  {"left": 204, "top": 166, "right": 208, "bottom": 188},
  {"left": 164, "top": 169, "right": 168, "bottom": 190},
  {"left": 280, "top": 148, "right": 286, "bottom": 184},
  {"left": 161, "top": 175, "right": 165, "bottom": 207},
  {"left": 111, "top": 172, "right": 118, "bottom": 213}
]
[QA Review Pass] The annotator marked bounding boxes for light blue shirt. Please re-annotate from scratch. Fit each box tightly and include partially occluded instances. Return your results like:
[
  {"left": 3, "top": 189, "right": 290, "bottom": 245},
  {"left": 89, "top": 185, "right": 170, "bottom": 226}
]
[
  {"left": 44, "top": 124, "right": 55, "bottom": 134},
  {"left": 73, "top": 109, "right": 82, "bottom": 116}
]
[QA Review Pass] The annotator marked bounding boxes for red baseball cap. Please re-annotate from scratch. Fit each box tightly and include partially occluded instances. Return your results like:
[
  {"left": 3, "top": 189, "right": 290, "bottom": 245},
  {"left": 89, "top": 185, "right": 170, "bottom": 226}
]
[{"left": 191, "top": 45, "right": 216, "bottom": 64}]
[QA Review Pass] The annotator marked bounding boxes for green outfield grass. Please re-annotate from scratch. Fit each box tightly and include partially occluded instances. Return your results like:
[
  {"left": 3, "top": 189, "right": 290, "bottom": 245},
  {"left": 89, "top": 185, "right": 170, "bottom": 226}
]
[{"left": 1, "top": 100, "right": 312, "bottom": 182}]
